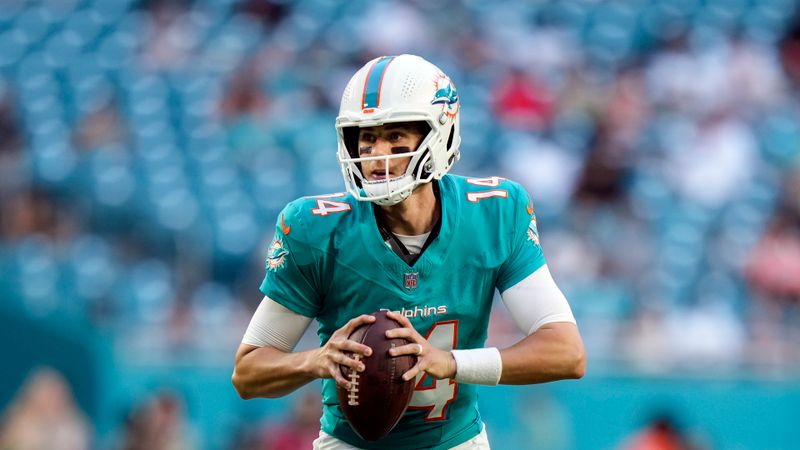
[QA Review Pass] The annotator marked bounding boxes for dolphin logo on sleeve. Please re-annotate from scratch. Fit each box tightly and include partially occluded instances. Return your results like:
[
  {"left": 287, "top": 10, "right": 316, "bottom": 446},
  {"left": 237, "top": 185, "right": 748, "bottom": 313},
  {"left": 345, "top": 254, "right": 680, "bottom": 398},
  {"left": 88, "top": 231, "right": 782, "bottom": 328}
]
[{"left": 266, "top": 236, "right": 289, "bottom": 271}]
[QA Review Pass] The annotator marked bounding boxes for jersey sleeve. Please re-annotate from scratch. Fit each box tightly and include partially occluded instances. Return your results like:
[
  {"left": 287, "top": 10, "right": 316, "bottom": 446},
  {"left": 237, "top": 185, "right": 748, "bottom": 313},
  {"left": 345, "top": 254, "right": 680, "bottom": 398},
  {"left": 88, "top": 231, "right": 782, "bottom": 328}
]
[
  {"left": 259, "top": 202, "right": 323, "bottom": 318},
  {"left": 496, "top": 183, "right": 547, "bottom": 293}
]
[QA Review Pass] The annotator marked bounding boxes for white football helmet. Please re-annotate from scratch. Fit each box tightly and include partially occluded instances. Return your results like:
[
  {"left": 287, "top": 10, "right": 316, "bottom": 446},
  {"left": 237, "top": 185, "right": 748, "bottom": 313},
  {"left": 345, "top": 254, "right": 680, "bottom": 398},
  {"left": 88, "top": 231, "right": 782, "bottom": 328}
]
[{"left": 336, "top": 54, "right": 461, "bottom": 206}]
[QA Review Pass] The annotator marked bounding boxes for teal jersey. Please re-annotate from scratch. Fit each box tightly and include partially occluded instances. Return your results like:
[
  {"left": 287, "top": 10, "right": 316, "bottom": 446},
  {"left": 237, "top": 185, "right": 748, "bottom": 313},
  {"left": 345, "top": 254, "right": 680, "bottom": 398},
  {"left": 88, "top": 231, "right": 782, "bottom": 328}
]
[{"left": 259, "top": 174, "right": 545, "bottom": 450}]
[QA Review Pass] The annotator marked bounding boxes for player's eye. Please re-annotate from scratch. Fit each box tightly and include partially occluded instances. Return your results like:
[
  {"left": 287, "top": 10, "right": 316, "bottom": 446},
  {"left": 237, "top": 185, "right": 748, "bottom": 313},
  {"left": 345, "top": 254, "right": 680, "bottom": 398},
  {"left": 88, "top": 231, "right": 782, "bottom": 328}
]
[
  {"left": 359, "top": 134, "right": 376, "bottom": 144},
  {"left": 389, "top": 132, "right": 404, "bottom": 142}
]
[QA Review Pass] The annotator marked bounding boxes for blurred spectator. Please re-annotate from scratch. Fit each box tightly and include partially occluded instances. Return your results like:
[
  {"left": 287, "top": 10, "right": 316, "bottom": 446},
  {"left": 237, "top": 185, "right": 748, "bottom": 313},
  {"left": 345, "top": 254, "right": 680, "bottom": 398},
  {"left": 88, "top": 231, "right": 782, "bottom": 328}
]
[
  {"left": 727, "top": 37, "right": 785, "bottom": 111},
  {"left": 745, "top": 209, "right": 800, "bottom": 306},
  {"left": 356, "top": 1, "right": 432, "bottom": 56},
  {"left": 500, "top": 135, "right": 582, "bottom": 214},
  {"left": 1, "top": 190, "right": 60, "bottom": 241},
  {"left": 601, "top": 65, "right": 650, "bottom": 155},
  {"left": 0, "top": 368, "right": 91, "bottom": 450},
  {"left": 237, "top": 0, "right": 291, "bottom": 28},
  {"left": 260, "top": 391, "right": 321, "bottom": 450},
  {"left": 0, "top": 80, "right": 22, "bottom": 156},
  {"left": 220, "top": 63, "right": 272, "bottom": 162},
  {"left": 746, "top": 182, "right": 800, "bottom": 369},
  {"left": 452, "top": 27, "right": 493, "bottom": 75},
  {"left": 570, "top": 66, "right": 644, "bottom": 208},
  {"left": 617, "top": 413, "right": 696, "bottom": 450},
  {"left": 780, "top": 13, "right": 800, "bottom": 90},
  {"left": 543, "top": 229, "right": 604, "bottom": 284},
  {"left": 665, "top": 299, "right": 745, "bottom": 369},
  {"left": 646, "top": 32, "right": 720, "bottom": 115},
  {"left": 0, "top": 80, "right": 24, "bottom": 193},
  {"left": 625, "top": 297, "right": 746, "bottom": 372},
  {"left": 572, "top": 128, "right": 631, "bottom": 206},
  {"left": 73, "top": 100, "right": 127, "bottom": 151},
  {"left": 666, "top": 112, "right": 756, "bottom": 208},
  {"left": 622, "top": 305, "right": 674, "bottom": 372},
  {"left": 141, "top": 0, "right": 194, "bottom": 71},
  {"left": 492, "top": 68, "right": 555, "bottom": 131},
  {"left": 220, "top": 64, "right": 269, "bottom": 121},
  {"left": 117, "top": 391, "right": 196, "bottom": 450},
  {"left": 556, "top": 66, "right": 603, "bottom": 117}
]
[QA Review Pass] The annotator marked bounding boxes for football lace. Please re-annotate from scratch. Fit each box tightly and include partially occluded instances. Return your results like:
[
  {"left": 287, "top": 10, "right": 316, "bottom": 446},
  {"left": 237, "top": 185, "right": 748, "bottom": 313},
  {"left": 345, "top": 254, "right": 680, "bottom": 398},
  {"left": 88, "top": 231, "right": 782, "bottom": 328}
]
[{"left": 347, "top": 354, "right": 361, "bottom": 406}]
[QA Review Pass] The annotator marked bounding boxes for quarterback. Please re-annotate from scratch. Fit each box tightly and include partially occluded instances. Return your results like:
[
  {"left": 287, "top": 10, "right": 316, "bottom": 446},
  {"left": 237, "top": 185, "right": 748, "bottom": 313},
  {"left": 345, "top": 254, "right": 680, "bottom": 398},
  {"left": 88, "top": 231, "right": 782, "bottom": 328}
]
[{"left": 233, "top": 55, "right": 585, "bottom": 450}]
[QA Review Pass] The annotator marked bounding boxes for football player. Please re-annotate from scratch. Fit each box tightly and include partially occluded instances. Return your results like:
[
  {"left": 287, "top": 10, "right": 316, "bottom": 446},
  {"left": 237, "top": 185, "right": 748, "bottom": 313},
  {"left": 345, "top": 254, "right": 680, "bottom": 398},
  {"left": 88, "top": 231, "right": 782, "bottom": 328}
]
[{"left": 233, "top": 54, "right": 585, "bottom": 450}]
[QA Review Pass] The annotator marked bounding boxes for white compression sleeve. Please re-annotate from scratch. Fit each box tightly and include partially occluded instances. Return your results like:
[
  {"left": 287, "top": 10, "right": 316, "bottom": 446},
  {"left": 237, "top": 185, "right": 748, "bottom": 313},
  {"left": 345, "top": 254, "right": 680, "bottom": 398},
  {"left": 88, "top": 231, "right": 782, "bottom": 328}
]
[
  {"left": 241, "top": 296, "right": 313, "bottom": 352},
  {"left": 500, "top": 265, "right": 576, "bottom": 336}
]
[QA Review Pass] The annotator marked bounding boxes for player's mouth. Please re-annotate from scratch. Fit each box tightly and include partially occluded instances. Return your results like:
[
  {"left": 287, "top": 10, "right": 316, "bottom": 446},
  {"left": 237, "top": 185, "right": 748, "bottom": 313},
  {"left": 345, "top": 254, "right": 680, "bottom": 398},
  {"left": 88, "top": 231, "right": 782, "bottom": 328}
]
[{"left": 367, "top": 171, "right": 398, "bottom": 181}]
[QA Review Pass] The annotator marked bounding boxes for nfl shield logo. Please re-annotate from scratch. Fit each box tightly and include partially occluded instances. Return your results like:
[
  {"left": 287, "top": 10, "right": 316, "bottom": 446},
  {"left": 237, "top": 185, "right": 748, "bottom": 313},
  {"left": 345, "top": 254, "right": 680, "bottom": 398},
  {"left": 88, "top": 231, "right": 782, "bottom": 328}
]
[{"left": 404, "top": 272, "right": 418, "bottom": 290}]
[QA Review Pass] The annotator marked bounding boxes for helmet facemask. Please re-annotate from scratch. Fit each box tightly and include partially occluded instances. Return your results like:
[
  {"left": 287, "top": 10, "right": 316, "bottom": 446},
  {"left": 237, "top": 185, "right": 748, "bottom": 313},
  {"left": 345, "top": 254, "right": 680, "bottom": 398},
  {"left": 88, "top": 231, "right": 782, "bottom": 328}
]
[{"left": 337, "top": 121, "right": 436, "bottom": 206}]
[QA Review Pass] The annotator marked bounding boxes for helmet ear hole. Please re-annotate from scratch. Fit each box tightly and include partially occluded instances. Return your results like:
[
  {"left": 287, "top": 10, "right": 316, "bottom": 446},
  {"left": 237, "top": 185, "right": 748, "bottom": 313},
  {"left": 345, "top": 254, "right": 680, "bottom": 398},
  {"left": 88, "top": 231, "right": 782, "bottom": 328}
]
[
  {"left": 343, "top": 127, "right": 361, "bottom": 158},
  {"left": 446, "top": 126, "right": 455, "bottom": 150}
]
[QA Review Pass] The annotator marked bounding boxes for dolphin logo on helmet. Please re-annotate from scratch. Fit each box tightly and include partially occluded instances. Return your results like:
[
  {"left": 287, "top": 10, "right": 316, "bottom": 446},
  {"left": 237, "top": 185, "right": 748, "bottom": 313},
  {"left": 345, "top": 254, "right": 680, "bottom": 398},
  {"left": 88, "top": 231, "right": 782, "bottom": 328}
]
[{"left": 432, "top": 83, "right": 458, "bottom": 106}]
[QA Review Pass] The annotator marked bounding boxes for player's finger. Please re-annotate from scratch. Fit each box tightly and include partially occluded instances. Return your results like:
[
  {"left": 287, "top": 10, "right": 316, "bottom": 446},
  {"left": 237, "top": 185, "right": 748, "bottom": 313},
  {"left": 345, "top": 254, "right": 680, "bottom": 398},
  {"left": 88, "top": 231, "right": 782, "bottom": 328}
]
[
  {"left": 386, "top": 311, "right": 414, "bottom": 329},
  {"left": 402, "top": 364, "right": 423, "bottom": 381},
  {"left": 328, "top": 364, "right": 352, "bottom": 390},
  {"left": 389, "top": 343, "right": 424, "bottom": 357},
  {"left": 332, "top": 351, "right": 366, "bottom": 372},
  {"left": 337, "top": 339, "right": 373, "bottom": 357},
  {"left": 385, "top": 326, "right": 420, "bottom": 341},
  {"left": 341, "top": 314, "right": 376, "bottom": 334}
]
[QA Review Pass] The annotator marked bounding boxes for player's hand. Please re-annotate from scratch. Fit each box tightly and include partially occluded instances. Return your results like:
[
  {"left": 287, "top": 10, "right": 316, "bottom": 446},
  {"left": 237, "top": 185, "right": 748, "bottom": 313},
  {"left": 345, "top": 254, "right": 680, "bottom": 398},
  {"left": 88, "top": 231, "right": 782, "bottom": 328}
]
[
  {"left": 385, "top": 311, "right": 456, "bottom": 381},
  {"left": 312, "top": 314, "right": 375, "bottom": 390}
]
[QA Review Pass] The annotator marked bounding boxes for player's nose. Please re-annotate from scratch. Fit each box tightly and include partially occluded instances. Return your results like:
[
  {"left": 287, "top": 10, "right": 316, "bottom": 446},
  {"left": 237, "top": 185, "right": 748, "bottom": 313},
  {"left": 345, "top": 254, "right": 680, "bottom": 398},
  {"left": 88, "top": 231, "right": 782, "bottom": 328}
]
[{"left": 371, "top": 137, "right": 394, "bottom": 156}]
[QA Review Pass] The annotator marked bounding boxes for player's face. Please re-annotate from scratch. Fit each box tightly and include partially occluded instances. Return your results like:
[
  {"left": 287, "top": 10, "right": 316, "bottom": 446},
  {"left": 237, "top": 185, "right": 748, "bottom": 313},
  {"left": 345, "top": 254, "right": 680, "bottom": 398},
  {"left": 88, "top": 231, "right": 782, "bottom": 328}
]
[{"left": 357, "top": 124, "right": 424, "bottom": 181}]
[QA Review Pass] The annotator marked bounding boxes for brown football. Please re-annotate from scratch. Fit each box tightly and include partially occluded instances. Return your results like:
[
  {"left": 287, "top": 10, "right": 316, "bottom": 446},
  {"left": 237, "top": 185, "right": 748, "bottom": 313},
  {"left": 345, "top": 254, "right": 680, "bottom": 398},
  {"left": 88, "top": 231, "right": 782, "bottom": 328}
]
[{"left": 336, "top": 310, "right": 417, "bottom": 441}]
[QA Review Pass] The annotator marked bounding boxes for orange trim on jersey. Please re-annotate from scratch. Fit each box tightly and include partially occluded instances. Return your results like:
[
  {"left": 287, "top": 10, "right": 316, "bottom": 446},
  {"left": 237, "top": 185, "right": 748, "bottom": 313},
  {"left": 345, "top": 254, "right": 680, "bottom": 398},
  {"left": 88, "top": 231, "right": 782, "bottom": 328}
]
[{"left": 280, "top": 214, "right": 291, "bottom": 235}]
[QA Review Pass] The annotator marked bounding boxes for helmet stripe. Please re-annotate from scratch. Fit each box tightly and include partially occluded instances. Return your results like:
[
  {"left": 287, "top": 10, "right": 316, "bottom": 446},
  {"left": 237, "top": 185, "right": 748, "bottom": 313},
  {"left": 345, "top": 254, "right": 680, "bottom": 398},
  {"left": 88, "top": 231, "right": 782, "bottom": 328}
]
[{"left": 361, "top": 56, "right": 395, "bottom": 110}]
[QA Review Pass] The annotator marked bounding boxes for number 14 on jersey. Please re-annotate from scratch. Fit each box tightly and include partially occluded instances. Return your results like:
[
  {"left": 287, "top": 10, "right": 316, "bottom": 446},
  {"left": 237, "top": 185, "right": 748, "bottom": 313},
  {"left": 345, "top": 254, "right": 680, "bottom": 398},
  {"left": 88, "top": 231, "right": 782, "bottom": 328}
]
[
  {"left": 309, "top": 193, "right": 352, "bottom": 216},
  {"left": 466, "top": 177, "right": 508, "bottom": 203},
  {"left": 408, "top": 321, "right": 458, "bottom": 421}
]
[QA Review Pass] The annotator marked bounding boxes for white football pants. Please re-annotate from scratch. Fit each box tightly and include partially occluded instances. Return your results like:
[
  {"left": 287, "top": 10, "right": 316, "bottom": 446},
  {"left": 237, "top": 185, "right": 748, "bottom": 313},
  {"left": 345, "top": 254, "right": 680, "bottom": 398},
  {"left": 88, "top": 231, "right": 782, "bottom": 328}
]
[{"left": 312, "top": 428, "right": 490, "bottom": 450}]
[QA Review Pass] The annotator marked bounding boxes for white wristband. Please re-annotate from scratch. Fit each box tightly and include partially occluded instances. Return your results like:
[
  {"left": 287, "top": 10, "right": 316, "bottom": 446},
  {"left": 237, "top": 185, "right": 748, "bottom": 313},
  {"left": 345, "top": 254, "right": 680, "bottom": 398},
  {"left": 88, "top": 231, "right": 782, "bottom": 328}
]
[{"left": 451, "top": 347, "right": 503, "bottom": 386}]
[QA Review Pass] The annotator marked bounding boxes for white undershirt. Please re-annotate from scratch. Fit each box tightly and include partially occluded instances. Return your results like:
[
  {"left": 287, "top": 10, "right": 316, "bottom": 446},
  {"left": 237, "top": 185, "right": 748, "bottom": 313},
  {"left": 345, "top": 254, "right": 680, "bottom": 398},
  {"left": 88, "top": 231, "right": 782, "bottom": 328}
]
[
  {"left": 241, "top": 264, "right": 576, "bottom": 350},
  {"left": 390, "top": 231, "right": 430, "bottom": 254}
]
